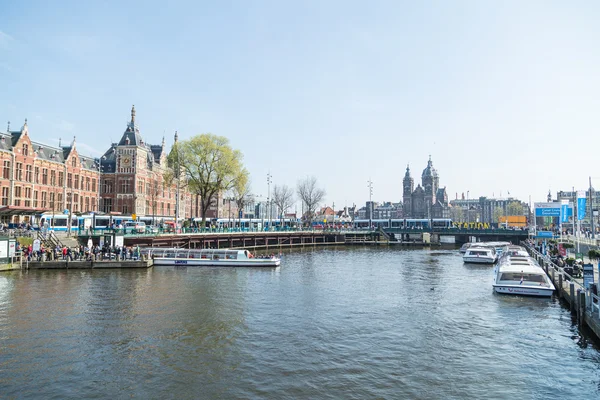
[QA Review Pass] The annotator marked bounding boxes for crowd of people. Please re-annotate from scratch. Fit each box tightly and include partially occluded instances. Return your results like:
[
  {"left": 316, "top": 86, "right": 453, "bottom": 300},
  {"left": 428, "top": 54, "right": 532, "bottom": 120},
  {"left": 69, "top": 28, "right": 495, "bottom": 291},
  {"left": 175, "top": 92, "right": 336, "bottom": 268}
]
[{"left": 17, "top": 242, "right": 142, "bottom": 262}]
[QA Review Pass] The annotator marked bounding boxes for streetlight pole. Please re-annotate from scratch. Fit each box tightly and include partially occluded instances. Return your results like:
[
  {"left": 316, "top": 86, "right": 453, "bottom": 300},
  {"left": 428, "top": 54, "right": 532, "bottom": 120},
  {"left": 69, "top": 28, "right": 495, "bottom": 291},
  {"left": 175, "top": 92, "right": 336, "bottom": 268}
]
[
  {"left": 367, "top": 178, "right": 373, "bottom": 229},
  {"left": 175, "top": 132, "right": 180, "bottom": 234},
  {"left": 590, "top": 176, "right": 595, "bottom": 239},
  {"left": 466, "top": 190, "right": 469, "bottom": 225},
  {"left": 267, "top": 172, "right": 272, "bottom": 231}
]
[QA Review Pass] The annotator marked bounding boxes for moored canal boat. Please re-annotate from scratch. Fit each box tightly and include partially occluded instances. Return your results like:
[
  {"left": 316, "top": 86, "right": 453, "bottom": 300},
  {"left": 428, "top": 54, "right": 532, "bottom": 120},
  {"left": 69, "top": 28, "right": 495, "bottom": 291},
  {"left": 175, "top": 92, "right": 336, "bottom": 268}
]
[
  {"left": 463, "top": 247, "right": 497, "bottom": 264},
  {"left": 144, "top": 248, "right": 281, "bottom": 267},
  {"left": 492, "top": 253, "right": 555, "bottom": 297}
]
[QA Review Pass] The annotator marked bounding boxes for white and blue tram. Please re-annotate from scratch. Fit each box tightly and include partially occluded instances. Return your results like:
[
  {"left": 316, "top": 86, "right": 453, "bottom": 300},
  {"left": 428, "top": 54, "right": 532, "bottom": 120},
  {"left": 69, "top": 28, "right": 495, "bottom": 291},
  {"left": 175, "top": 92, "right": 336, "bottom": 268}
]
[{"left": 352, "top": 218, "right": 453, "bottom": 230}]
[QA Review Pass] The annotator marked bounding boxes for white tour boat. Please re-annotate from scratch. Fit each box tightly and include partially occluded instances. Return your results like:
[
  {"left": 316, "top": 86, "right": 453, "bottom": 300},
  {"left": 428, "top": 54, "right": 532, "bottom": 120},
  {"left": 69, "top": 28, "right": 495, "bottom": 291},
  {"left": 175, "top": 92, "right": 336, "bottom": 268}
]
[
  {"left": 145, "top": 248, "right": 281, "bottom": 267},
  {"left": 463, "top": 247, "right": 497, "bottom": 264},
  {"left": 493, "top": 254, "right": 555, "bottom": 297}
]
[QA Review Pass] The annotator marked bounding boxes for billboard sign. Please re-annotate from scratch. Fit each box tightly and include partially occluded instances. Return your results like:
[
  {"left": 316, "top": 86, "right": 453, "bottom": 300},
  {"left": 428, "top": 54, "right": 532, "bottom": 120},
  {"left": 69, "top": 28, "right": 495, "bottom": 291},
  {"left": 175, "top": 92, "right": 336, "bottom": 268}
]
[
  {"left": 583, "top": 263, "right": 594, "bottom": 289},
  {"left": 534, "top": 202, "right": 573, "bottom": 217}
]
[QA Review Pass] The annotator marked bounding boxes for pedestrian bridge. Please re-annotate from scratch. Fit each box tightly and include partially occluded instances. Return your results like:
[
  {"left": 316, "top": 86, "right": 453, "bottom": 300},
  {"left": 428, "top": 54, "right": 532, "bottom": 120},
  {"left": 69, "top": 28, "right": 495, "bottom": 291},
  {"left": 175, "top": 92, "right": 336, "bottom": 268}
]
[{"left": 384, "top": 227, "right": 530, "bottom": 242}]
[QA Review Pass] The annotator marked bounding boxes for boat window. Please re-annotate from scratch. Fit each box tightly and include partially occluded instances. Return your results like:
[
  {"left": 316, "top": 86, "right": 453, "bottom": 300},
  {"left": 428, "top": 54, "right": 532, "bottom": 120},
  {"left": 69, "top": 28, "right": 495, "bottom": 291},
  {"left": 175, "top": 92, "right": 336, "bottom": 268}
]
[
  {"left": 469, "top": 250, "right": 490, "bottom": 256},
  {"left": 500, "top": 273, "right": 546, "bottom": 283}
]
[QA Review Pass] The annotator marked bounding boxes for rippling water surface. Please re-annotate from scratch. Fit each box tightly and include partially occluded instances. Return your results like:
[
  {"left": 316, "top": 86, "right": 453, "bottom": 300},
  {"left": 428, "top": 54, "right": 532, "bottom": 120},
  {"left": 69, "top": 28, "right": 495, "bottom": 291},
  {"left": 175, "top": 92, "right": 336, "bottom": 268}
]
[{"left": 1, "top": 247, "right": 599, "bottom": 399}]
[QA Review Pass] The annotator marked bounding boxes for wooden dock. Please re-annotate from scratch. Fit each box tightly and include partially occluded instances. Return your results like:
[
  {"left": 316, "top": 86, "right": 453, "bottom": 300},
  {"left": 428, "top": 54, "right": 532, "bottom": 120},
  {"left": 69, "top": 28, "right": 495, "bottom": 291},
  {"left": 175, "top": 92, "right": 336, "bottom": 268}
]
[{"left": 525, "top": 244, "right": 600, "bottom": 341}]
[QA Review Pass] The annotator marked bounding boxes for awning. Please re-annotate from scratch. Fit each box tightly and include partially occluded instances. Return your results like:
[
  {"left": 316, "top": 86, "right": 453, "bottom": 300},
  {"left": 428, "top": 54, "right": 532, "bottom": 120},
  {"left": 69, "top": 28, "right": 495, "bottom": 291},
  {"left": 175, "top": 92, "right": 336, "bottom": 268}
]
[{"left": 0, "top": 206, "right": 51, "bottom": 215}]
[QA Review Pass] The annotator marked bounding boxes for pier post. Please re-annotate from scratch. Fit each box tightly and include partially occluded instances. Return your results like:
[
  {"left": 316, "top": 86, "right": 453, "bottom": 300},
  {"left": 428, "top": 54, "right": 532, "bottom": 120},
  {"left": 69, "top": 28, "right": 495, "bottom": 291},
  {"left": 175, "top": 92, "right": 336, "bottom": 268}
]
[
  {"left": 558, "top": 274, "right": 563, "bottom": 297},
  {"left": 551, "top": 268, "right": 555, "bottom": 286},
  {"left": 570, "top": 282, "right": 576, "bottom": 313},
  {"left": 578, "top": 289, "right": 586, "bottom": 326}
]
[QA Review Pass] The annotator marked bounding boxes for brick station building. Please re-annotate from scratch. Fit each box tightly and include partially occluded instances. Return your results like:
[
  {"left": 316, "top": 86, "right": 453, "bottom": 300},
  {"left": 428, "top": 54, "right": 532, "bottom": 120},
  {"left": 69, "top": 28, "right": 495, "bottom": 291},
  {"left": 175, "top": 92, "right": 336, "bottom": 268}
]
[
  {"left": 0, "top": 120, "right": 100, "bottom": 224},
  {"left": 98, "top": 106, "right": 191, "bottom": 220},
  {"left": 0, "top": 107, "right": 192, "bottom": 225}
]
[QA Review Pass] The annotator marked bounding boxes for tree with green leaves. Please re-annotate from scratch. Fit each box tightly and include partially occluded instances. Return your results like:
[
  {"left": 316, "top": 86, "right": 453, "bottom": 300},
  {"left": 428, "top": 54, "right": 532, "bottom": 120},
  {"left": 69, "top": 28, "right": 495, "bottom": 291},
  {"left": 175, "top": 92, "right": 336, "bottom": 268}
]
[
  {"left": 493, "top": 206, "right": 505, "bottom": 223},
  {"left": 506, "top": 201, "right": 524, "bottom": 216},
  {"left": 231, "top": 169, "right": 252, "bottom": 227},
  {"left": 169, "top": 134, "right": 246, "bottom": 226}
]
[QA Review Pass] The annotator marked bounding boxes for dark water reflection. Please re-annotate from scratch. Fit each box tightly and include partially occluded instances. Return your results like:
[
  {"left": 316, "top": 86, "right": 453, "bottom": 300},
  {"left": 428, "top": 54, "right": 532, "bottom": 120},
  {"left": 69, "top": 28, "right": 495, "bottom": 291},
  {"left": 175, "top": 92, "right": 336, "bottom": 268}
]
[{"left": 0, "top": 247, "right": 599, "bottom": 399}]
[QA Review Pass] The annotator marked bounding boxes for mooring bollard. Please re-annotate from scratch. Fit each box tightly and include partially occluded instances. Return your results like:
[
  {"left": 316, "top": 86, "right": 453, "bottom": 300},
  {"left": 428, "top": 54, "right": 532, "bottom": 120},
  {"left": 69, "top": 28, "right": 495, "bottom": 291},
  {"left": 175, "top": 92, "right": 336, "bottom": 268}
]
[{"left": 570, "top": 282, "right": 576, "bottom": 313}]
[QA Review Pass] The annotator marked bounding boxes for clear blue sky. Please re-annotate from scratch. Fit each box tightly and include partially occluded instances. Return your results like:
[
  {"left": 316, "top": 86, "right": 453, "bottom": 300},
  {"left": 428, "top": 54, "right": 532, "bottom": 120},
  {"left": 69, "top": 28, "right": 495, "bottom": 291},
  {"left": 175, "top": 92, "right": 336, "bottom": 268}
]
[{"left": 1, "top": 0, "right": 599, "bottom": 210}]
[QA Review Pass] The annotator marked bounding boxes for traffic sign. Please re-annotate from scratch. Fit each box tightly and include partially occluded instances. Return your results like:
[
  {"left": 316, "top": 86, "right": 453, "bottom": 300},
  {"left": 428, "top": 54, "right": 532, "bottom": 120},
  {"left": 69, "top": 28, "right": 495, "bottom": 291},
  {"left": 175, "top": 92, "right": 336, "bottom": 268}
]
[{"left": 132, "top": 213, "right": 137, "bottom": 220}]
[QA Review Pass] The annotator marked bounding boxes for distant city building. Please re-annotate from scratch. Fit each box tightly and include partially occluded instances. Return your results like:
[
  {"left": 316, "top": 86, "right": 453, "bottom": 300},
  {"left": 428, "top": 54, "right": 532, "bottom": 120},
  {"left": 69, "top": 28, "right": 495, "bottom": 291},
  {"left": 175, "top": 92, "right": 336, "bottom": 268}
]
[
  {"left": 555, "top": 189, "right": 599, "bottom": 228},
  {"left": 403, "top": 157, "right": 449, "bottom": 218},
  {"left": 450, "top": 195, "right": 529, "bottom": 224},
  {"left": 357, "top": 201, "right": 403, "bottom": 219}
]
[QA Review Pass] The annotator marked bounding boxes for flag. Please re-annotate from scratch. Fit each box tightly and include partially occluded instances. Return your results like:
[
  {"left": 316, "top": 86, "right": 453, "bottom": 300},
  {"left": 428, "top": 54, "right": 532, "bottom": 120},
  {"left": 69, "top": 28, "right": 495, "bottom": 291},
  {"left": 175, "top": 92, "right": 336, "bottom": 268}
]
[
  {"left": 577, "top": 190, "right": 587, "bottom": 220},
  {"left": 560, "top": 199, "right": 569, "bottom": 223}
]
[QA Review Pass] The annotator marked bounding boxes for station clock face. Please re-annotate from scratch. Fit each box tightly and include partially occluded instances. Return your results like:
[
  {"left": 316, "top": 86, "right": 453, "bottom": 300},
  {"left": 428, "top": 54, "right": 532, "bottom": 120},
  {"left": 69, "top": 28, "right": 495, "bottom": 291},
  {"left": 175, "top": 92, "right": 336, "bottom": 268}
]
[{"left": 122, "top": 156, "right": 131, "bottom": 166}]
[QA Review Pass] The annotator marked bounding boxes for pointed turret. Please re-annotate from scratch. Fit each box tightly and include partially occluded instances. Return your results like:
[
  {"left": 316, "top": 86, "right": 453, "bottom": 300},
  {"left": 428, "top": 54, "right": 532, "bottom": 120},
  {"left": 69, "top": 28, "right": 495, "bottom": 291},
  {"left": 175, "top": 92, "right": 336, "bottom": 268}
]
[
  {"left": 131, "top": 105, "right": 136, "bottom": 124},
  {"left": 174, "top": 130, "right": 178, "bottom": 143}
]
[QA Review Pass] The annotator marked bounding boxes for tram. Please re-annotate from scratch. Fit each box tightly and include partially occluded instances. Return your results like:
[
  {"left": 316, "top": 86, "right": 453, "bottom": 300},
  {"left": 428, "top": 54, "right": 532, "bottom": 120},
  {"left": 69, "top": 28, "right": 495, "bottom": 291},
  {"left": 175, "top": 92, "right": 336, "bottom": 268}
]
[{"left": 352, "top": 218, "right": 453, "bottom": 230}]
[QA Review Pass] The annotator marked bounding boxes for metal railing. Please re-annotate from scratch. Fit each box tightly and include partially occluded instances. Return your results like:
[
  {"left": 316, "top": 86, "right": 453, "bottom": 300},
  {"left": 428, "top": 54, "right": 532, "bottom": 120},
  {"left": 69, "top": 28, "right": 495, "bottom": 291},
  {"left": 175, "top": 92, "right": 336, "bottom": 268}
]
[
  {"left": 77, "top": 227, "right": 374, "bottom": 237},
  {"left": 524, "top": 242, "right": 600, "bottom": 320}
]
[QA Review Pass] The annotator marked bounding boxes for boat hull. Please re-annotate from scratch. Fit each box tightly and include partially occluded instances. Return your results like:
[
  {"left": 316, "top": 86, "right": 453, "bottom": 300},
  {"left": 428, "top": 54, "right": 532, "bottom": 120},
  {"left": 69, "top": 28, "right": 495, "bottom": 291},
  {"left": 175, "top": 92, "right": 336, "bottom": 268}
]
[
  {"left": 152, "top": 258, "right": 280, "bottom": 267},
  {"left": 493, "top": 285, "right": 554, "bottom": 297}
]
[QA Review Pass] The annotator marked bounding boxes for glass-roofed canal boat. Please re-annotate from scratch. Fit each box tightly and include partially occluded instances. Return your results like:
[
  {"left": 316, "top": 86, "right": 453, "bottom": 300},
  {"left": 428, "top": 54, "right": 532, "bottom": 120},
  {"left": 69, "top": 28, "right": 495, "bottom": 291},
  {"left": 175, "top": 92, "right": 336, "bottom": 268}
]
[{"left": 144, "top": 248, "right": 281, "bottom": 267}]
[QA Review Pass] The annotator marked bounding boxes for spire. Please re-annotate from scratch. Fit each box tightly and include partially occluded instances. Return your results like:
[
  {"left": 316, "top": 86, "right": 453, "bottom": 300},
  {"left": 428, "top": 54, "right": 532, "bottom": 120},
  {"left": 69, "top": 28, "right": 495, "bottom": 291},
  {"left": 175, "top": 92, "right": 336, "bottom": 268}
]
[
  {"left": 58, "top": 137, "right": 62, "bottom": 147},
  {"left": 162, "top": 136, "right": 165, "bottom": 147},
  {"left": 131, "top": 105, "right": 136, "bottom": 123},
  {"left": 428, "top": 155, "right": 432, "bottom": 167},
  {"left": 6, "top": 121, "right": 9, "bottom": 132},
  {"left": 404, "top": 164, "right": 411, "bottom": 178},
  {"left": 174, "top": 130, "right": 178, "bottom": 143},
  {"left": 72, "top": 135, "right": 76, "bottom": 147}
]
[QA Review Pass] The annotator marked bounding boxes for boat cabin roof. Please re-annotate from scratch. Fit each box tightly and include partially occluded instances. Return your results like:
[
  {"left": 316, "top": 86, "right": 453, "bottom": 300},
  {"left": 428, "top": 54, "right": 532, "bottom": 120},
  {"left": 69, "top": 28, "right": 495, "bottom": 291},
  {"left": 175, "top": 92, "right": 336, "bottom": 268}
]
[
  {"left": 466, "top": 247, "right": 495, "bottom": 253},
  {"left": 498, "top": 263, "right": 544, "bottom": 274}
]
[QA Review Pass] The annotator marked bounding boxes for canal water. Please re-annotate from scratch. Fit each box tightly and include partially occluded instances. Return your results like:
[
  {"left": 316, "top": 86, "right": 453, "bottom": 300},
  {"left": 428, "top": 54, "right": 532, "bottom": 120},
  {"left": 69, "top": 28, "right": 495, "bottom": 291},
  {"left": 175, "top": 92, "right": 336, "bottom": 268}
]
[{"left": 1, "top": 247, "right": 599, "bottom": 399}]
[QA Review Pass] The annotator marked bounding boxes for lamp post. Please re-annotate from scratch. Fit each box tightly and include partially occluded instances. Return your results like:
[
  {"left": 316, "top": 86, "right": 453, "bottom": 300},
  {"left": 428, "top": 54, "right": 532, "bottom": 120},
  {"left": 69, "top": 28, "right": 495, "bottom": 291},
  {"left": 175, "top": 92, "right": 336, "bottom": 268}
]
[
  {"left": 94, "top": 158, "right": 104, "bottom": 229},
  {"left": 367, "top": 178, "right": 373, "bottom": 229},
  {"left": 466, "top": 190, "right": 469, "bottom": 224},
  {"left": 174, "top": 134, "right": 181, "bottom": 234},
  {"left": 267, "top": 172, "right": 272, "bottom": 231}
]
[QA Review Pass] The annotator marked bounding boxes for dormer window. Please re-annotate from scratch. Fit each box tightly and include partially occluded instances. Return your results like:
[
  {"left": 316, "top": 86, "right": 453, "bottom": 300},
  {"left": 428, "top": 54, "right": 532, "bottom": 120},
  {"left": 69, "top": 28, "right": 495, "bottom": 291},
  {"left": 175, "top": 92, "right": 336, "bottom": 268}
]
[{"left": 22, "top": 143, "right": 28, "bottom": 156}]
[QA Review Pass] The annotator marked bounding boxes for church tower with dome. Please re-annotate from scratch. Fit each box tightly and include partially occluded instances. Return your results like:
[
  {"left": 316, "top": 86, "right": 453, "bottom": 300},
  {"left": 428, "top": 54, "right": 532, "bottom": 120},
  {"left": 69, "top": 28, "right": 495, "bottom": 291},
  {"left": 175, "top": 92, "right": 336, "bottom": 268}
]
[{"left": 402, "top": 156, "right": 449, "bottom": 218}]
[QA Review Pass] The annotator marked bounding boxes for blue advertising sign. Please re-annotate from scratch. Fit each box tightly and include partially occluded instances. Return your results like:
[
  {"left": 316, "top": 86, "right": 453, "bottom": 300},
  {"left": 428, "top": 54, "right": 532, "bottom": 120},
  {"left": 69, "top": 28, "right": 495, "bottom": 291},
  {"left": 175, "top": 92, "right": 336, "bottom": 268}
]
[
  {"left": 535, "top": 208, "right": 560, "bottom": 217},
  {"left": 536, "top": 231, "right": 553, "bottom": 238},
  {"left": 535, "top": 206, "right": 572, "bottom": 217},
  {"left": 577, "top": 197, "right": 587, "bottom": 220},
  {"left": 583, "top": 263, "right": 594, "bottom": 289}
]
